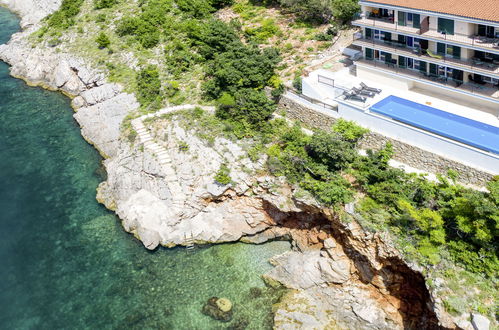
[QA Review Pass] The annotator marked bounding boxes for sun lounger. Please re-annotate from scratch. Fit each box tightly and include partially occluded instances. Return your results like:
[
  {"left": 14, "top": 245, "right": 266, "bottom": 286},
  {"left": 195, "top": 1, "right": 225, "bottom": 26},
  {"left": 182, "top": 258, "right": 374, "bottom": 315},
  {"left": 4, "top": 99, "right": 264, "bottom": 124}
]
[
  {"left": 426, "top": 49, "right": 443, "bottom": 59},
  {"left": 352, "top": 87, "right": 375, "bottom": 98},
  {"left": 360, "top": 82, "right": 382, "bottom": 94},
  {"left": 343, "top": 90, "right": 367, "bottom": 103}
]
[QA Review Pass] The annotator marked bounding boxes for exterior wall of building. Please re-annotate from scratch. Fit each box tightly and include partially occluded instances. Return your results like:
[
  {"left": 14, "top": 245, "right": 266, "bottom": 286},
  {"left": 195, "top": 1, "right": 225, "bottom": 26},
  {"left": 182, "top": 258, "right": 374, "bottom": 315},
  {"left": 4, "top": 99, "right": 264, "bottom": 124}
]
[
  {"left": 278, "top": 93, "right": 496, "bottom": 186},
  {"left": 429, "top": 16, "right": 438, "bottom": 32},
  {"left": 455, "top": 20, "right": 473, "bottom": 36}
]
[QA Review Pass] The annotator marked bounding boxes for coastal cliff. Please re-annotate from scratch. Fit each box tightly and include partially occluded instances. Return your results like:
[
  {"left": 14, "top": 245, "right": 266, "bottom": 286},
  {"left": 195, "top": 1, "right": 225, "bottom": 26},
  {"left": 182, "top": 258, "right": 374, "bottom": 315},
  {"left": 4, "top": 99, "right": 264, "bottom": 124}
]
[{"left": 0, "top": 2, "right": 492, "bottom": 329}]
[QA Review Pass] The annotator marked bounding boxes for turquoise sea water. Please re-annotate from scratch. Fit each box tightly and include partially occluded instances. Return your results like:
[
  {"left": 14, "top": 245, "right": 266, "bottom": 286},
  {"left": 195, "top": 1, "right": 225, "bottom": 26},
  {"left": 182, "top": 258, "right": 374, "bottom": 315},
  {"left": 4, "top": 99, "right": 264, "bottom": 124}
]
[{"left": 0, "top": 8, "right": 289, "bottom": 329}]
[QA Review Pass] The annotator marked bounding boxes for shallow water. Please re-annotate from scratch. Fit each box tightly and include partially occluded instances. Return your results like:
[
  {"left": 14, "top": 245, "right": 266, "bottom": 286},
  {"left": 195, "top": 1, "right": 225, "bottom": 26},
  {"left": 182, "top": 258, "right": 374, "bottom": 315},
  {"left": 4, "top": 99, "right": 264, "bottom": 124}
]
[{"left": 0, "top": 8, "right": 290, "bottom": 329}]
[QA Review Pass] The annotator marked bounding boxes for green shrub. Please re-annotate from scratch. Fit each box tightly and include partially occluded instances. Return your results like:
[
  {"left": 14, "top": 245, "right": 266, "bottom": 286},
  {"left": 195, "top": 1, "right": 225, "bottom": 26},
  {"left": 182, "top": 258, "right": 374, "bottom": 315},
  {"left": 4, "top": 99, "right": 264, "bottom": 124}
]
[
  {"left": 47, "top": 0, "right": 84, "bottom": 29},
  {"left": 332, "top": 119, "right": 369, "bottom": 143},
  {"left": 96, "top": 32, "right": 111, "bottom": 49},
  {"left": 300, "top": 175, "right": 353, "bottom": 206},
  {"left": 136, "top": 65, "right": 162, "bottom": 107},
  {"left": 215, "top": 89, "right": 276, "bottom": 128},
  {"left": 94, "top": 0, "right": 118, "bottom": 9},
  {"left": 292, "top": 75, "right": 302, "bottom": 92},
  {"left": 214, "top": 164, "right": 232, "bottom": 185}
]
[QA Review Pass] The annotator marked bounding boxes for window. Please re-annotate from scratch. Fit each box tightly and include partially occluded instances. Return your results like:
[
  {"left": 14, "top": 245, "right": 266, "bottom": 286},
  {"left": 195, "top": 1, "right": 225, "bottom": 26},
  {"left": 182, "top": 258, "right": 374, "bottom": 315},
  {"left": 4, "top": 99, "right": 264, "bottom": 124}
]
[
  {"left": 407, "top": 58, "right": 414, "bottom": 69},
  {"left": 437, "top": 43, "right": 460, "bottom": 59},
  {"left": 398, "top": 11, "right": 406, "bottom": 26},
  {"left": 438, "top": 18, "right": 454, "bottom": 35},
  {"left": 365, "top": 48, "right": 374, "bottom": 60},
  {"left": 399, "top": 56, "right": 407, "bottom": 68},
  {"left": 480, "top": 75, "right": 498, "bottom": 84},
  {"left": 437, "top": 42, "right": 446, "bottom": 55},
  {"left": 413, "top": 14, "right": 420, "bottom": 28},
  {"left": 380, "top": 51, "right": 392, "bottom": 62},
  {"left": 365, "top": 28, "right": 372, "bottom": 39},
  {"left": 382, "top": 31, "right": 392, "bottom": 42},
  {"left": 415, "top": 60, "right": 427, "bottom": 72},
  {"left": 479, "top": 25, "right": 496, "bottom": 38},
  {"left": 413, "top": 38, "right": 421, "bottom": 48},
  {"left": 429, "top": 63, "right": 438, "bottom": 75}
]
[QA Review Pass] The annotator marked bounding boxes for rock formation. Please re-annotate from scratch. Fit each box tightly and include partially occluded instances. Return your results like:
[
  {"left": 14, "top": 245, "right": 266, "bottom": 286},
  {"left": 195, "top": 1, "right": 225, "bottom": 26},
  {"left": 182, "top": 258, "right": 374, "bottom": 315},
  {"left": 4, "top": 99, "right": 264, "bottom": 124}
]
[{"left": 0, "top": 0, "right": 61, "bottom": 28}]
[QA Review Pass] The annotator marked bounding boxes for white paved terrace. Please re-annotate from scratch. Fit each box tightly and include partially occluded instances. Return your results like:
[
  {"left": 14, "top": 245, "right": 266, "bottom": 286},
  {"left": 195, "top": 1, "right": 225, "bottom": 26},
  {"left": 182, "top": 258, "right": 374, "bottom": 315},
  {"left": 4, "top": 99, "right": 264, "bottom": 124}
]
[{"left": 306, "top": 68, "right": 499, "bottom": 128}]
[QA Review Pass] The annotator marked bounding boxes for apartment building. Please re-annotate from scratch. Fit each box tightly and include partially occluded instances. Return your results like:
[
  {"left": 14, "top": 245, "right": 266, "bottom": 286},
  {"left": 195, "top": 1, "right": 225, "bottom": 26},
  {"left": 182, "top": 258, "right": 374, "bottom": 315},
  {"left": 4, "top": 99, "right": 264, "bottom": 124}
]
[{"left": 351, "top": 0, "right": 499, "bottom": 109}]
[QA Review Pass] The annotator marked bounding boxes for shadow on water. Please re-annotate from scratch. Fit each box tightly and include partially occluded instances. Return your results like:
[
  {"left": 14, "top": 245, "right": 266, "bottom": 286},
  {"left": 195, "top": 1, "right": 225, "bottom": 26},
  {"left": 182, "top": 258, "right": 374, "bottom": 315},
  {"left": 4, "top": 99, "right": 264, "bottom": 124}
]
[{"left": 0, "top": 7, "right": 290, "bottom": 329}]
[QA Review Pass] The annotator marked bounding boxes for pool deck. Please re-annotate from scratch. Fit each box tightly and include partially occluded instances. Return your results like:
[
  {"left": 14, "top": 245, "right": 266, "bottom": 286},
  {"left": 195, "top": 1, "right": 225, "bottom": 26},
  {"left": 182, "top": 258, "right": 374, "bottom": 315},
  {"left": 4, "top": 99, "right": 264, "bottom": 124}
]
[{"left": 306, "top": 68, "right": 499, "bottom": 128}]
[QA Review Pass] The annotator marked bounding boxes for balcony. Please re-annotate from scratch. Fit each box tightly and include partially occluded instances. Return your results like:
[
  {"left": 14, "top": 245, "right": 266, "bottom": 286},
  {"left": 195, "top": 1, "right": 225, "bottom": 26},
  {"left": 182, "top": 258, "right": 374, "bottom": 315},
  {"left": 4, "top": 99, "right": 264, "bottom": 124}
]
[
  {"left": 352, "top": 17, "right": 421, "bottom": 35},
  {"left": 352, "top": 37, "right": 499, "bottom": 76},
  {"left": 422, "top": 30, "right": 499, "bottom": 51},
  {"left": 352, "top": 17, "right": 499, "bottom": 52},
  {"left": 356, "top": 58, "right": 499, "bottom": 101}
]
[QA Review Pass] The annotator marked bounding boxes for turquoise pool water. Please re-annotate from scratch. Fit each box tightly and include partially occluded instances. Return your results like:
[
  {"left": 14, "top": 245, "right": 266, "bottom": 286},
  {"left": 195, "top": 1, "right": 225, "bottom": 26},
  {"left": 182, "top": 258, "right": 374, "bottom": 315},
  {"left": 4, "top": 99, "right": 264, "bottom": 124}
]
[
  {"left": 370, "top": 95, "right": 499, "bottom": 154},
  {"left": 0, "top": 7, "right": 290, "bottom": 329}
]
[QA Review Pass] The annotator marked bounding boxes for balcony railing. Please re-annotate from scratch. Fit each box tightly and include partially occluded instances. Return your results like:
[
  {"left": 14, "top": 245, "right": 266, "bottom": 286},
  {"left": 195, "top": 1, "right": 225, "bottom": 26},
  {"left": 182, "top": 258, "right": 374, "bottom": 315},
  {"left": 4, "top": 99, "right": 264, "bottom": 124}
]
[
  {"left": 356, "top": 57, "right": 499, "bottom": 100},
  {"left": 422, "top": 30, "right": 499, "bottom": 51},
  {"left": 352, "top": 37, "right": 499, "bottom": 75},
  {"left": 352, "top": 17, "right": 499, "bottom": 51},
  {"left": 352, "top": 17, "right": 421, "bottom": 35}
]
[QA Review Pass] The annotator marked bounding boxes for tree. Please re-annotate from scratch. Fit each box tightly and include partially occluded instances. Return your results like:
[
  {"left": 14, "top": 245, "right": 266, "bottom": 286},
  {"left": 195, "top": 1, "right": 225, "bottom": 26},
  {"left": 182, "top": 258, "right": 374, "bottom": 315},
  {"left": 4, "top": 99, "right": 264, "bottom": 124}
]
[
  {"left": 305, "top": 131, "right": 358, "bottom": 171},
  {"left": 136, "top": 65, "right": 162, "bottom": 107},
  {"left": 331, "top": 0, "right": 360, "bottom": 23},
  {"left": 96, "top": 32, "right": 111, "bottom": 49},
  {"left": 332, "top": 119, "right": 369, "bottom": 144},
  {"left": 216, "top": 89, "right": 276, "bottom": 126}
]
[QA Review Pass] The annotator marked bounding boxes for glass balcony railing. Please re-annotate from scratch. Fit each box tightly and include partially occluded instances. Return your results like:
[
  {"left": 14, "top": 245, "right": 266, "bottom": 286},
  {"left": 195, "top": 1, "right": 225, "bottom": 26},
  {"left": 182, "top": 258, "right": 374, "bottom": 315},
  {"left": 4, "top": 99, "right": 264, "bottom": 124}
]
[
  {"left": 352, "top": 15, "right": 499, "bottom": 51},
  {"left": 356, "top": 57, "right": 499, "bottom": 100},
  {"left": 352, "top": 37, "right": 499, "bottom": 75}
]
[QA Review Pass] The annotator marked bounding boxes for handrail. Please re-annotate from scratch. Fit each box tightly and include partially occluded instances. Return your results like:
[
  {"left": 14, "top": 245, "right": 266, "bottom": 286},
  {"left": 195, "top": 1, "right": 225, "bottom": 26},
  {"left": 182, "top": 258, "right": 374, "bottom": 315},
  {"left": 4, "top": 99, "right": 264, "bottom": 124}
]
[
  {"left": 353, "top": 37, "right": 499, "bottom": 75},
  {"left": 357, "top": 57, "right": 499, "bottom": 101},
  {"left": 284, "top": 87, "right": 338, "bottom": 112},
  {"left": 352, "top": 17, "right": 499, "bottom": 50}
]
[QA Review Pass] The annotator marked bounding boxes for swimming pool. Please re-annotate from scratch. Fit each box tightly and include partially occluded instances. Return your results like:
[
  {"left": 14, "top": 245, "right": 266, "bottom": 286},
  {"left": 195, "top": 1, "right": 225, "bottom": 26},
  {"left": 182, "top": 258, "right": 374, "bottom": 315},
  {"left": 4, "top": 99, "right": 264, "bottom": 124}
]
[{"left": 370, "top": 95, "right": 499, "bottom": 154}]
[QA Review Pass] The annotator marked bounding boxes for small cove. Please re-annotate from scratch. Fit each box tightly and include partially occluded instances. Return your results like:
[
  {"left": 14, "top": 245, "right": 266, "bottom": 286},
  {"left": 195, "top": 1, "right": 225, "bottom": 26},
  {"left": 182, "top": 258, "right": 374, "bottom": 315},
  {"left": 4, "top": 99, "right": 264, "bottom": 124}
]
[{"left": 0, "top": 7, "right": 290, "bottom": 329}]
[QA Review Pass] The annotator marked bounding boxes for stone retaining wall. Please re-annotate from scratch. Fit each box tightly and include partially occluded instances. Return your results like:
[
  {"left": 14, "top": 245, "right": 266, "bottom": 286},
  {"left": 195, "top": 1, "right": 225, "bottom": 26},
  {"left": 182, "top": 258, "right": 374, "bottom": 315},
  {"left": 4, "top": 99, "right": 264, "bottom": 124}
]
[{"left": 278, "top": 94, "right": 495, "bottom": 187}]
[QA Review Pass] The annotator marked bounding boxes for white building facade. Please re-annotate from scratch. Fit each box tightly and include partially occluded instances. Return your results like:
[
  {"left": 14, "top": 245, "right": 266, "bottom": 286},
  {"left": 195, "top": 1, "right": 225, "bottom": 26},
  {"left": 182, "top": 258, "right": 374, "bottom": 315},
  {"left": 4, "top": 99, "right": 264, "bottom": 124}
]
[{"left": 351, "top": 0, "right": 499, "bottom": 111}]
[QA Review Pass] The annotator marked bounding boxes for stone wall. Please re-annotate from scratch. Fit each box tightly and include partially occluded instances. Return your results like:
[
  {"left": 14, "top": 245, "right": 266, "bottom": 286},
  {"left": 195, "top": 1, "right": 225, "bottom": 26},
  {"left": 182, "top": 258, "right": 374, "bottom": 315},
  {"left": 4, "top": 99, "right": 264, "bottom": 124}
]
[{"left": 278, "top": 94, "right": 495, "bottom": 187}]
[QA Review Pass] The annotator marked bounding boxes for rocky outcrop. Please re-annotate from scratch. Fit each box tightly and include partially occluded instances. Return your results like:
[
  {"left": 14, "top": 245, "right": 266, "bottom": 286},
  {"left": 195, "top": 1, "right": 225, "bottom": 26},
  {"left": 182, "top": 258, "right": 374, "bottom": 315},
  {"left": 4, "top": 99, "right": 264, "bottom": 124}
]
[
  {"left": 0, "top": 31, "right": 139, "bottom": 158},
  {"left": 97, "top": 107, "right": 277, "bottom": 249},
  {"left": 0, "top": 0, "right": 61, "bottom": 28}
]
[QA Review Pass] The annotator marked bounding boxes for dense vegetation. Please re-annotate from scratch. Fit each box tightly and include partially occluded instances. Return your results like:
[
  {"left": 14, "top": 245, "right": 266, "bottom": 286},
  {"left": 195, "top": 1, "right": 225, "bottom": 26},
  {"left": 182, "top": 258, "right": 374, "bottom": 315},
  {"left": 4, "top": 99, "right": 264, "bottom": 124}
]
[
  {"left": 258, "top": 118, "right": 498, "bottom": 278},
  {"left": 253, "top": 0, "right": 360, "bottom": 23}
]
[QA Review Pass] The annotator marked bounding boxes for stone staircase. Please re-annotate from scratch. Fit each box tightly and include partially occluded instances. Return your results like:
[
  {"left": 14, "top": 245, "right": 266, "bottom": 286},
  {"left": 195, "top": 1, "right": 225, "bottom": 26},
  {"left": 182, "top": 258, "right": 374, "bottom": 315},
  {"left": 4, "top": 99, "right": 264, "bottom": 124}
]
[{"left": 131, "top": 105, "right": 216, "bottom": 211}]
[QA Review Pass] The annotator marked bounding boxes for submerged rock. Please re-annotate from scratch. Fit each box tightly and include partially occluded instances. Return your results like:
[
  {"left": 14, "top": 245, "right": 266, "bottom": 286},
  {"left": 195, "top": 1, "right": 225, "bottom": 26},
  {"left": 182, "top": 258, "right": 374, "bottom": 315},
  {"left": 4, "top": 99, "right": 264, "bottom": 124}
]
[{"left": 202, "top": 297, "right": 233, "bottom": 322}]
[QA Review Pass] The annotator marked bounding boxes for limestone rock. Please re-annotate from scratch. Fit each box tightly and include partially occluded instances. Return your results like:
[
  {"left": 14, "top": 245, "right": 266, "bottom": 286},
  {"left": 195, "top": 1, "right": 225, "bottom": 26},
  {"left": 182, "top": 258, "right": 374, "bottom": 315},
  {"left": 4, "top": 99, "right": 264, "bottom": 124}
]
[
  {"left": 317, "top": 257, "right": 350, "bottom": 284},
  {"left": 265, "top": 250, "right": 351, "bottom": 289},
  {"left": 74, "top": 92, "right": 139, "bottom": 158},
  {"left": 471, "top": 313, "right": 490, "bottom": 330},
  {"left": 0, "top": 0, "right": 61, "bottom": 28}
]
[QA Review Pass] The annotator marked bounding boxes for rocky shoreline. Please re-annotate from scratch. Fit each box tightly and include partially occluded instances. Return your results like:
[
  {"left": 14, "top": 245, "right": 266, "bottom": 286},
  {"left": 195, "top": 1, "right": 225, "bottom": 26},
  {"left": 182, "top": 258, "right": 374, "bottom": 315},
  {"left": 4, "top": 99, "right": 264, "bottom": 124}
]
[{"left": 0, "top": 2, "right": 486, "bottom": 329}]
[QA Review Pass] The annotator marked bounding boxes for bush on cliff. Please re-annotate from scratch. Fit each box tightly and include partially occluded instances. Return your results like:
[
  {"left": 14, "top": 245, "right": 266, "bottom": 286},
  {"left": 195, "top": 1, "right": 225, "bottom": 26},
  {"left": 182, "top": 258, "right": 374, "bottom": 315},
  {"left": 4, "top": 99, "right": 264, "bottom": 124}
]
[
  {"left": 136, "top": 65, "right": 162, "bottom": 108},
  {"left": 96, "top": 32, "right": 111, "bottom": 49},
  {"left": 47, "top": 0, "right": 84, "bottom": 29}
]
